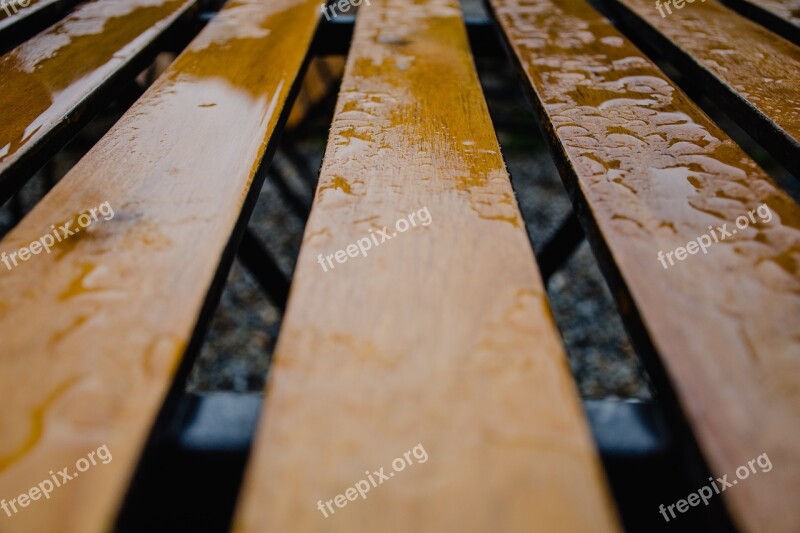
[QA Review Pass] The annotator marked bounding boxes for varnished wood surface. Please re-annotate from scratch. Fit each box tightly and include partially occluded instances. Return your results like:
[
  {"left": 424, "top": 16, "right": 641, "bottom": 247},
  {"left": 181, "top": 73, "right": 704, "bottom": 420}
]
[
  {"left": 722, "top": 0, "right": 800, "bottom": 45},
  {"left": 0, "top": 0, "right": 58, "bottom": 25},
  {"left": 605, "top": 0, "right": 800, "bottom": 177},
  {"left": 0, "top": 0, "right": 196, "bottom": 204},
  {"left": 0, "top": 0, "right": 320, "bottom": 530},
  {"left": 487, "top": 0, "right": 800, "bottom": 530},
  {"left": 233, "top": 0, "right": 621, "bottom": 531},
  {"left": 0, "top": 0, "right": 68, "bottom": 42},
  {"left": 729, "top": 0, "right": 800, "bottom": 28}
]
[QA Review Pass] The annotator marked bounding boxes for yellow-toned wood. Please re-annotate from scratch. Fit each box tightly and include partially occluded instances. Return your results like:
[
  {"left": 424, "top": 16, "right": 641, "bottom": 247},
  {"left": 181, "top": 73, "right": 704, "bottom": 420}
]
[
  {"left": 722, "top": 0, "right": 800, "bottom": 46},
  {"left": 611, "top": 0, "right": 800, "bottom": 168},
  {"left": 0, "top": 0, "right": 320, "bottom": 530},
  {"left": 487, "top": 0, "right": 800, "bottom": 531},
  {"left": 0, "top": 0, "right": 196, "bottom": 197},
  {"left": 233, "top": 0, "right": 621, "bottom": 531},
  {"left": 737, "top": 0, "right": 800, "bottom": 27},
  {"left": 0, "top": 0, "right": 50, "bottom": 22},
  {"left": 0, "top": 0, "right": 67, "bottom": 28}
]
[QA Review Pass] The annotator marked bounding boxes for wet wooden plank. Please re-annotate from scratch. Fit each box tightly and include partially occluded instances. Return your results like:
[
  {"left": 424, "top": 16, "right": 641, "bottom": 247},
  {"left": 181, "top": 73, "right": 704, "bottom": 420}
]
[
  {"left": 721, "top": 0, "right": 800, "bottom": 46},
  {"left": 0, "top": 0, "right": 198, "bottom": 205},
  {"left": 0, "top": 0, "right": 78, "bottom": 53},
  {"left": 0, "top": 0, "right": 54, "bottom": 21},
  {"left": 486, "top": 0, "right": 800, "bottom": 531},
  {"left": 604, "top": 0, "right": 800, "bottom": 179},
  {"left": 233, "top": 0, "right": 621, "bottom": 531},
  {"left": 0, "top": 0, "right": 320, "bottom": 530}
]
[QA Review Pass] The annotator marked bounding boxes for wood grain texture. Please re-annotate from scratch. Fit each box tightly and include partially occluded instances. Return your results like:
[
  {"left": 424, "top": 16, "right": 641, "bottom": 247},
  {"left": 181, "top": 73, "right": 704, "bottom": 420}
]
[
  {"left": 0, "top": 0, "right": 196, "bottom": 204},
  {"left": 721, "top": 0, "right": 800, "bottom": 46},
  {"left": 0, "top": 0, "right": 320, "bottom": 530},
  {"left": 486, "top": 0, "right": 800, "bottom": 530},
  {"left": 0, "top": 0, "right": 68, "bottom": 39},
  {"left": 727, "top": 0, "right": 800, "bottom": 27},
  {"left": 0, "top": 0, "right": 59, "bottom": 28},
  {"left": 605, "top": 0, "right": 800, "bottom": 178},
  {"left": 233, "top": 0, "right": 621, "bottom": 531}
]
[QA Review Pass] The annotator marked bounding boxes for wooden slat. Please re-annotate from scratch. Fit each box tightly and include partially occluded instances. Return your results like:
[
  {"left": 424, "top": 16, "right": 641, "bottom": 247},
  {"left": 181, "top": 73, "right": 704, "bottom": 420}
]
[
  {"left": 233, "top": 0, "right": 620, "bottom": 531},
  {"left": 0, "top": 0, "right": 76, "bottom": 52},
  {"left": 0, "top": 0, "right": 57, "bottom": 21},
  {"left": 0, "top": 0, "right": 197, "bottom": 204},
  {"left": 604, "top": 0, "right": 800, "bottom": 179},
  {"left": 0, "top": 0, "right": 320, "bottom": 530},
  {"left": 722, "top": 0, "right": 800, "bottom": 46},
  {"left": 486, "top": 0, "right": 800, "bottom": 531}
]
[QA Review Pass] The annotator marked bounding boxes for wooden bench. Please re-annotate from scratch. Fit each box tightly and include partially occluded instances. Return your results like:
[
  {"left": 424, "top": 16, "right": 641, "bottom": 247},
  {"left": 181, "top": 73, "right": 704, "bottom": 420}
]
[
  {"left": 0, "top": 0, "right": 77, "bottom": 53},
  {"left": 0, "top": 0, "right": 198, "bottom": 204},
  {"left": 0, "top": 0, "right": 797, "bottom": 531},
  {"left": 721, "top": 0, "right": 800, "bottom": 46},
  {"left": 605, "top": 0, "right": 800, "bottom": 179},
  {"left": 486, "top": 2, "right": 800, "bottom": 532}
]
